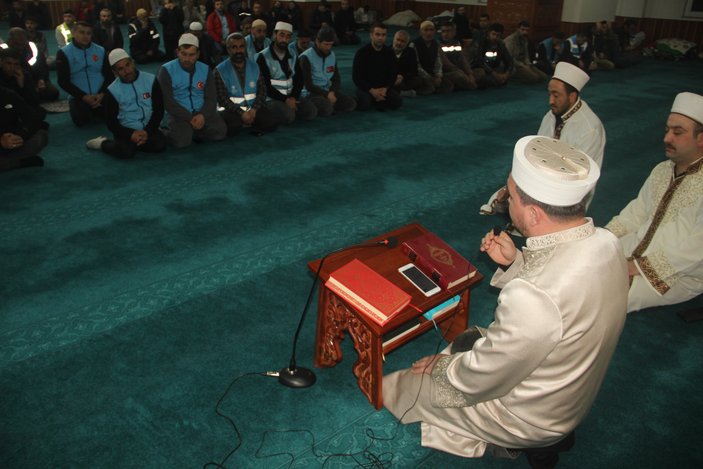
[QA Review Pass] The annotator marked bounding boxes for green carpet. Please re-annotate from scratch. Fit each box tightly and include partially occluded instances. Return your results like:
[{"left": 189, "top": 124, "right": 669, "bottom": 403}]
[{"left": 1, "top": 24, "right": 702, "bottom": 468}]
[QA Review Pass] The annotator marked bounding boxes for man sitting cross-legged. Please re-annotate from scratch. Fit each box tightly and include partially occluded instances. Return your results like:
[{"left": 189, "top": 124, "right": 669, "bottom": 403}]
[{"left": 85, "top": 49, "right": 167, "bottom": 159}]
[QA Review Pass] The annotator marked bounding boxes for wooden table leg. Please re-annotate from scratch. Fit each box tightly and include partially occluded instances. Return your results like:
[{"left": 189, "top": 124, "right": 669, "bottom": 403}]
[
  {"left": 314, "top": 288, "right": 352, "bottom": 367},
  {"left": 347, "top": 313, "right": 383, "bottom": 409}
]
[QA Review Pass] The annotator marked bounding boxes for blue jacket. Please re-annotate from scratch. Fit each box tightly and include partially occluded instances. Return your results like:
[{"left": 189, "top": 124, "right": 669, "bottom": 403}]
[
  {"left": 107, "top": 71, "right": 156, "bottom": 130},
  {"left": 161, "top": 59, "right": 209, "bottom": 113},
  {"left": 256, "top": 46, "right": 295, "bottom": 98},
  {"left": 61, "top": 41, "right": 106, "bottom": 95},
  {"left": 300, "top": 47, "right": 335, "bottom": 96},
  {"left": 216, "top": 58, "right": 259, "bottom": 111}
]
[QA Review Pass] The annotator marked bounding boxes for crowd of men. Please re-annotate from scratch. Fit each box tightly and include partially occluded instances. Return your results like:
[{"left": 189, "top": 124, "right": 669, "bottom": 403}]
[{"left": 1, "top": 1, "right": 701, "bottom": 462}]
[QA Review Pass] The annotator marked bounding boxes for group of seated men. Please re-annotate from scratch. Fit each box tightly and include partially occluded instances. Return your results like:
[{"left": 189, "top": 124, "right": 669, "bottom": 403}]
[{"left": 0, "top": 3, "right": 658, "bottom": 171}]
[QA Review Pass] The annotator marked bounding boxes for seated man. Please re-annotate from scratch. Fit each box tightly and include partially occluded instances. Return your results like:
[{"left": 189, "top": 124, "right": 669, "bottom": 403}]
[
  {"left": 384, "top": 136, "right": 627, "bottom": 459},
  {"left": 567, "top": 30, "right": 594, "bottom": 72},
  {"left": 238, "top": 17, "right": 253, "bottom": 38},
  {"left": 4, "top": 27, "right": 59, "bottom": 103},
  {"left": 55, "top": 9, "right": 76, "bottom": 49},
  {"left": 413, "top": 21, "right": 453, "bottom": 94},
  {"left": 0, "top": 87, "right": 48, "bottom": 171},
  {"left": 85, "top": 49, "right": 167, "bottom": 159},
  {"left": 352, "top": 22, "right": 402, "bottom": 111},
  {"left": 207, "top": 0, "right": 236, "bottom": 53},
  {"left": 56, "top": 21, "right": 113, "bottom": 127},
  {"left": 215, "top": 32, "right": 279, "bottom": 136},
  {"left": 24, "top": 15, "right": 55, "bottom": 69},
  {"left": 129, "top": 8, "right": 164, "bottom": 64},
  {"left": 538, "top": 62, "right": 605, "bottom": 167},
  {"left": 606, "top": 92, "right": 703, "bottom": 313},
  {"left": 309, "top": 0, "right": 333, "bottom": 35},
  {"left": 438, "top": 22, "right": 478, "bottom": 91},
  {"left": 480, "top": 62, "right": 605, "bottom": 216},
  {"left": 93, "top": 7, "right": 124, "bottom": 55},
  {"left": 0, "top": 48, "right": 42, "bottom": 111},
  {"left": 503, "top": 20, "right": 547, "bottom": 84},
  {"left": 245, "top": 19, "right": 272, "bottom": 58},
  {"left": 297, "top": 27, "right": 356, "bottom": 117},
  {"left": 592, "top": 21, "right": 617, "bottom": 70},
  {"left": 534, "top": 32, "right": 574, "bottom": 75},
  {"left": 188, "top": 21, "right": 221, "bottom": 68},
  {"left": 159, "top": 0, "right": 185, "bottom": 59},
  {"left": 26, "top": 0, "right": 51, "bottom": 30},
  {"left": 158, "top": 33, "right": 227, "bottom": 148},
  {"left": 392, "top": 30, "right": 433, "bottom": 97},
  {"left": 333, "top": 0, "right": 359, "bottom": 45},
  {"left": 250, "top": 1, "right": 272, "bottom": 31},
  {"left": 470, "top": 23, "right": 513, "bottom": 89},
  {"left": 255, "top": 21, "right": 317, "bottom": 124},
  {"left": 288, "top": 28, "right": 312, "bottom": 59}
]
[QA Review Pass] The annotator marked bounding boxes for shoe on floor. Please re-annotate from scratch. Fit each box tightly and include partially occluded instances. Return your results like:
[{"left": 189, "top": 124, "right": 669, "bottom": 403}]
[
  {"left": 400, "top": 89, "right": 416, "bottom": 98},
  {"left": 86, "top": 136, "right": 107, "bottom": 150}
]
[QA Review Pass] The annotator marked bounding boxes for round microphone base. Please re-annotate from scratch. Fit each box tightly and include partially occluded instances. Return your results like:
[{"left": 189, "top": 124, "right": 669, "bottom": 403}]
[{"left": 278, "top": 366, "right": 317, "bottom": 388}]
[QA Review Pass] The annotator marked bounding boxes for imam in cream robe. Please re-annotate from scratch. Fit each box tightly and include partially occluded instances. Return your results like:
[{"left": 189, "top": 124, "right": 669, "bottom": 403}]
[
  {"left": 606, "top": 158, "right": 703, "bottom": 313},
  {"left": 383, "top": 221, "right": 628, "bottom": 458},
  {"left": 538, "top": 98, "right": 606, "bottom": 168}
]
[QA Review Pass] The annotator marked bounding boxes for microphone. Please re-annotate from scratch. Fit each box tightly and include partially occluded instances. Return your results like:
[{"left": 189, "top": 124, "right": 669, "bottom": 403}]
[{"left": 277, "top": 236, "right": 398, "bottom": 388}]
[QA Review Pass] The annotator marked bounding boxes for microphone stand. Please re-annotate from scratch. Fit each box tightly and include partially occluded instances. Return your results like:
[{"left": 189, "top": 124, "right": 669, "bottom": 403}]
[{"left": 278, "top": 238, "right": 397, "bottom": 388}]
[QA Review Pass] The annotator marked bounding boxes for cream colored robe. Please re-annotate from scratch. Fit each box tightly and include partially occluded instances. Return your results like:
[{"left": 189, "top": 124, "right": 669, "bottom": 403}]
[
  {"left": 383, "top": 221, "right": 628, "bottom": 457},
  {"left": 538, "top": 99, "right": 606, "bottom": 168},
  {"left": 606, "top": 159, "right": 703, "bottom": 312}
]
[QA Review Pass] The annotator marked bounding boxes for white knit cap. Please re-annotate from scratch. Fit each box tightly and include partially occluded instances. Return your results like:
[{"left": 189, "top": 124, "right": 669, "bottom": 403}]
[
  {"left": 274, "top": 21, "right": 293, "bottom": 33},
  {"left": 552, "top": 62, "right": 590, "bottom": 92},
  {"left": 671, "top": 92, "right": 703, "bottom": 125},
  {"left": 178, "top": 33, "right": 199, "bottom": 48},
  {"left": 189, "top": 21, "right": 203, "bottom": 31},
  {"left": 108, "top": 48, "right": 130, "bottom": 66},
  {"left": 252, "top": 19, "right": 267, "bottom": 29},
  {"left": 511, "top": 136, "right": 600, "bottom": 206}
]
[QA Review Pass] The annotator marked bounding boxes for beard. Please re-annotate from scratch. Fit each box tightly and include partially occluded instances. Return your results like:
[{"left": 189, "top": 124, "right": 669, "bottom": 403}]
[{"left": 232, "top": 53, "right": 246, "bottom": 63}]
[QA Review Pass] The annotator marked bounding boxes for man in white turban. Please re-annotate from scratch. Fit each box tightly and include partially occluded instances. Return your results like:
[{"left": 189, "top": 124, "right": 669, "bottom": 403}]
[
  {"left": 606, "top": 92, "right": 703, "bottom": 313},
  {"left": 481, "top": 62, "right": 605, "bottom": 216},
  {"left": 384, "top": 136, "right": 628, "bottom": 461}
]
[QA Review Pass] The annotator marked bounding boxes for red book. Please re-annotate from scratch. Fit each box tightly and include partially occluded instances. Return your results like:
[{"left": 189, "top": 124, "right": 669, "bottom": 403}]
[
  {"left": 325, "top": 259, "right": 411, "bottom": 326},
  {"left": 401, "top": 232, "right": 476, "bottom": 290}
]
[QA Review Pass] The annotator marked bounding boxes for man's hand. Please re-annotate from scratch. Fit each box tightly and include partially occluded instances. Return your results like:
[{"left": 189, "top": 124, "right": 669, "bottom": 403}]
[
  {"left": 480, "top": 229, "right": 517, "bottom": 266},
  {"left": 369, "top": 87, "right": 386, "bottom": 101},
  {"left": 190, "top": 113, "right": 205, "bottom": 130},
  {"left": 131, "top": 129, "right": 148, "bottom": 145},
  {"left": 1, "top": 132, "right": 24, "bottom": 150},
  {"left": 285, "top": 97, "right": 298, "bottom": 111},
  {"left": 82, "top": 94, "right": 100, "bottom": 108},
  {"left": 327, "top": 90, "right": 337, "bottom": 105},
  {"left": 37, "top": 79, "right": 46, "bottom": 89},
  {"left": 241, "top": 109, "right": 256, "bottom": 126},
  {"left": 394, "top": 74, "right": 403, "bottom": 86},
  {"left": 411, "top": 354, "right": 449, "bottom": 375},
  {"left": 627, "top": 260, "right": 640, "bottom": 278}
]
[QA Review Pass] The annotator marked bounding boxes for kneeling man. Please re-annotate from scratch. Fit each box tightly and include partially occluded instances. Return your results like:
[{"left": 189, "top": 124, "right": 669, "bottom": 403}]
[
  {"left": 384, "top": 136, "right": 627, "bottom": 459},
  {"left": 606, "top": 92, "right": 703, "bottom": 313},
  {"left": 158, "top": 33, "right": 226, "bottom": 148}
]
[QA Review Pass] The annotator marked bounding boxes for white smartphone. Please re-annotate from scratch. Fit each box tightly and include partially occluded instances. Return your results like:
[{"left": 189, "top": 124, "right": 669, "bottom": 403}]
[{"left": 398, "top": 263, "right": 441, "bottom": 297}]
